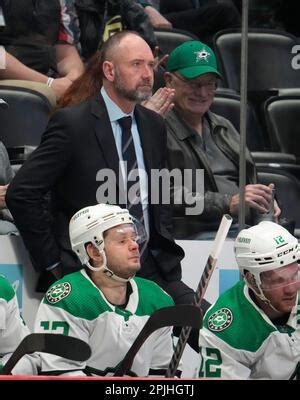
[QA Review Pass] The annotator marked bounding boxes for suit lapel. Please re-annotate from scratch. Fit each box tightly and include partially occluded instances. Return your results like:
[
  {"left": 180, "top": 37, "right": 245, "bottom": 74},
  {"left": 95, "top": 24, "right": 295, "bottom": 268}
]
[{"left": 90, "top": 93, "right": 121, "bottom": 180}]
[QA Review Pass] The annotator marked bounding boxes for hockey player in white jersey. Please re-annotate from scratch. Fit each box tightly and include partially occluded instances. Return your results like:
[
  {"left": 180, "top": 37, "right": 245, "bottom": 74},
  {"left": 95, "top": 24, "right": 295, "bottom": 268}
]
[
  {"left": 0, "top": 276, "right": 29, "bottom": 360},
  {"left": 0, "top": 275, "right": 38, "bottom": 374},
  {"left": 33, "top": 203, "right": 179, "bottom": 376},
  {"left": 198, "top": 221, "right": 300, "bottom": 379}
]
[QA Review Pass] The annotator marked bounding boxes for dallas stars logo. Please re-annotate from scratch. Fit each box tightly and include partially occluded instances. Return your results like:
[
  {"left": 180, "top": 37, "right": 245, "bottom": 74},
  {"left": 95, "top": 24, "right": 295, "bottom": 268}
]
[
  {"left": 46, "top": 282, "right": 71, "bottom": 304},
  {"left": 194, "top": 49, "right": 210, "bottom": 63},
  {"left": 208, "top": 308, "right": 233, "bottom": 332}
]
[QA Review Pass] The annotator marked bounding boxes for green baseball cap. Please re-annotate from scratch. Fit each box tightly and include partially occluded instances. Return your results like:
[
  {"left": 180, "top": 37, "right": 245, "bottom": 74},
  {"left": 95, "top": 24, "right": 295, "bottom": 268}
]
[{"left": 166, "top": 41, "right": 221, "bottom": 79}]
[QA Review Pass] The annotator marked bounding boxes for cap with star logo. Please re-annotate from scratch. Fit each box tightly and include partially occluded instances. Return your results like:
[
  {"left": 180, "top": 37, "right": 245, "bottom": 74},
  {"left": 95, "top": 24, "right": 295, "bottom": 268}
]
[{"left": 166, "top": 40, "right": 221, "bottom": 79}]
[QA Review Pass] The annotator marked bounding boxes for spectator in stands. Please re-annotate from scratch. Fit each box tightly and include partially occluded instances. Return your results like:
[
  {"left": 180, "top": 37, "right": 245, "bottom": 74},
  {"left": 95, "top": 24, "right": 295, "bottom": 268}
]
[
  {"left": 138, "top": 0, "right": 241, "bottom": 47},
  {"left": 0, "top": 0, "right": 84, "bottom": 99},
  {"left": 0, "top": 141, "right": 17, "bottom": 235},
  {"left": 198, "top": 221, "right": 300, "bottom": 379},
  {"left": 163, "top": 40, "right": 281, "bottom": 239},
  {"left": 33, "top": 203, "right": 180, "bottom": 376},
  {"left": 75, "top": 0, "right": 158, "bottom": 61}
]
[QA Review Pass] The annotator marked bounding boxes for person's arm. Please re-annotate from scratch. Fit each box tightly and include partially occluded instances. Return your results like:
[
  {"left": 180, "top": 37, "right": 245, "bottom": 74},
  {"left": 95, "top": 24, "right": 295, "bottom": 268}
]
[
  {"left": 143, "top": 5, "right": 173, "bottom": 29},
  {"left": 50, "top": 0, "right": 84, "bottom": 97},
  {"left": 0, "top": 184, "right": 8, "bottom": 210},
  {"left": 0, "top": 51, "right": 74, "bottom": 100},
  {"left": 55, "top": 43, "right": 84, "bottom": 82},
  {"left": 0, "top": 51, "right": 49, "bottom": 83}
]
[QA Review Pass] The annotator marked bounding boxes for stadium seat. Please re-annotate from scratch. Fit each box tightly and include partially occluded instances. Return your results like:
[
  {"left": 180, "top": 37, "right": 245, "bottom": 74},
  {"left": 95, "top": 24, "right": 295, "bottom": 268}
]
[
  {"left": 212, "top": 89, "right": 265, "bottom": 151},
  {"left": 0, "top": 81, "right": 55, "bottom": 164},
  {"left": 213, "top": 29, "right": 300, "bottom": 95},
  {"left": 154, "top": 28, "right": 198, "bottom": 56},
  {"left": 257, "top": 170, "right": 300, "bottom": 237},
  {"left": 263, "top": 94, "right": 300, "bottom": 161},
  {"left": 211, "top": 89, "right": 296, "bottom": 166}
]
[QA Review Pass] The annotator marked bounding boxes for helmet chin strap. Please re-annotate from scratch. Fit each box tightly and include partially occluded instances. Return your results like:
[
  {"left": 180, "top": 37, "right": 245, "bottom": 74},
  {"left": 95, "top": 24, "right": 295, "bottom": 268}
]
[
  {"left": 85, "top": 251, "right": 134, "bottom": 283},
  {"left": 248, "top": 277, "right": 281, "bottom": 314},
  {"left": 255, "top": 287, "right": 281, "bottom": 313}
]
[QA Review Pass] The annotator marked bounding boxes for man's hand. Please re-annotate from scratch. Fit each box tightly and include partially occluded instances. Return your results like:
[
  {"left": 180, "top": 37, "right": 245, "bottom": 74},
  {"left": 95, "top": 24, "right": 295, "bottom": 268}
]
[
  {"left": 0, "top": 185, "right": 8, "bottom": 209},
  {"left": 273, "top": 198, "right": 281, "bottom": 223},
  {"left": 142, "top": 87, "right": 175, "bottom": 118},
  {"left": 229, "top": 183, "right": 275, "bottom": 216},
  {"left": 51, "top": 264, "right": 63, "bottom": 280}
]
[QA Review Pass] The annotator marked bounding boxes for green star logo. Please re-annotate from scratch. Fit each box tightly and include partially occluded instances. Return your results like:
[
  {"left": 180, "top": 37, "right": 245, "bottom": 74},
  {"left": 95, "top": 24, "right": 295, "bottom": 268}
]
[
  {"left": 208, "top": 308, "right": 233, "bottom": 332},
  {"left": 46, "top": 282, "right": 71, "bottom": 304}
]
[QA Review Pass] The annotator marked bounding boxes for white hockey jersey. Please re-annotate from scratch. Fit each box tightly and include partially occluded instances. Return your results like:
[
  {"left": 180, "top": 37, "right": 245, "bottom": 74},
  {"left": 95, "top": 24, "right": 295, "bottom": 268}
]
[
  {"left": 0, "top": 275, "right": 38, "bottom": 375},
  {"left": 198, "top": 280, "right": 300, "bottom": 379},
  {"left": 34, "top": 270, "right": 176, "bottom": 376},
  {"left": 0, "top": 275, "right": 29, "bottom": 356}
]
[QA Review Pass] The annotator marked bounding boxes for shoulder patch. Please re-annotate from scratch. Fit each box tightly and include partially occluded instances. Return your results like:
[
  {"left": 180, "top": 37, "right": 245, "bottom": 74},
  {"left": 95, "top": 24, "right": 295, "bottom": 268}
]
[
  {"left": 46, "top": 282, "right": 72, "bottom": 304},
  {"left": 208, "top": 307, "right": 233, "bottom": 332}
]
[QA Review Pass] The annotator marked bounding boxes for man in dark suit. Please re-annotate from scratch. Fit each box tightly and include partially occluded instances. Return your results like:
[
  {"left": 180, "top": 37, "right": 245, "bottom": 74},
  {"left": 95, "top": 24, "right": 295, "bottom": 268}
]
[{"left": 6, "top": 31, "right": 195, "bottom": 309}]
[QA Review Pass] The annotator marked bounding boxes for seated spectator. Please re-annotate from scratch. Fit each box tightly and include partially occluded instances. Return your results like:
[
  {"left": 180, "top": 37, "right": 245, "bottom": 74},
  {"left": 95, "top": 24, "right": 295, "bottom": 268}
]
[
  {"left": 0, "top": 1, "right": 84, "bottom": 99},
  {"left": 0, "top": 141, "right": 17, "bottom": 235},
  {"left": 138, "top": 0, "right": 241, "bottom": 47},
  {"left": 33, "top": 203, "right": 180, "bottom": 376},
  {"left": 163, "top": 40, "right": 281, "bottom": 239},
  {"left": 198, "top": 221, "right": 300, "bottom": 379},
  {"left": 75, "top": 0, "right": 158, "bottom": 60}
]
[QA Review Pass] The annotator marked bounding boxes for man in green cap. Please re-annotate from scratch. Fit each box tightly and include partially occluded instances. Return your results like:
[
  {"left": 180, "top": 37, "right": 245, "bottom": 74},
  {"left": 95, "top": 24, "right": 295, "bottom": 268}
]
[{"left": 164, "top": 40, "right": 280, "bottom": 239}]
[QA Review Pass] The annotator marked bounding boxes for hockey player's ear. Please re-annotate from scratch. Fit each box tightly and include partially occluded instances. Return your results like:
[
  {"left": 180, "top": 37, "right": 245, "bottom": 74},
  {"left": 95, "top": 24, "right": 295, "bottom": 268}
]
[{"left": 86, "top": 242, "right": 103, "bottom": 263}]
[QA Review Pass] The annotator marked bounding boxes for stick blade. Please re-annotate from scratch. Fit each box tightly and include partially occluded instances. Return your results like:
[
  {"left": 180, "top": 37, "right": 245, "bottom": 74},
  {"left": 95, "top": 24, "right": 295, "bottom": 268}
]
[
  {"left": 38, "top": 334, "right": 91, "bottom": 361},
  {"left": 114, "top": 305, "right": 202, "bottom": 376},
  {"left": 1, "top": 333, "right": 91, "bottom": 375}
]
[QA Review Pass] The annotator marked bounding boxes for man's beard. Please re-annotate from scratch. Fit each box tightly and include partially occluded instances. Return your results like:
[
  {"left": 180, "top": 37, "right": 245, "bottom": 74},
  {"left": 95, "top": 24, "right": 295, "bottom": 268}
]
[{"left": 114, "top": 71, "right": 152, "bottom": 102}]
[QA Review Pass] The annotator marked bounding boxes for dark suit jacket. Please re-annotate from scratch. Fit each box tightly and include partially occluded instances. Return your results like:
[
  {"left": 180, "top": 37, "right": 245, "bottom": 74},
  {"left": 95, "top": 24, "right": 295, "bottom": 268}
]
[{"left": 6, "top": 93, "right": 191, "bottom": 300}]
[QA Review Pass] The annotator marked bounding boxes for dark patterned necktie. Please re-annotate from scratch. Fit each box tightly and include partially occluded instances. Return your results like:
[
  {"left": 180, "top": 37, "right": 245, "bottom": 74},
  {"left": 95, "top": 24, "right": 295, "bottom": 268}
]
[{"left": 118, "top": 116, "right": 144, "bottom": 224}]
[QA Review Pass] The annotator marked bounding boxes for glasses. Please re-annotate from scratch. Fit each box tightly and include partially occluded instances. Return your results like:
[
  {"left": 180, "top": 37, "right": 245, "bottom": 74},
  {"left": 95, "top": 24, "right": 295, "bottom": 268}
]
[{"left": 172, "top": 73, "right": 217, "bottom": 91}]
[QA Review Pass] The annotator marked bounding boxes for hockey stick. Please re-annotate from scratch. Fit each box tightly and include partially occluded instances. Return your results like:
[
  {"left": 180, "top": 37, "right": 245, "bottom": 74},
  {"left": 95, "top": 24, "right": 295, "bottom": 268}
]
[
  {"left": 165, "top": 214, "right": 233, "bottom": 377},
  {"left": 289, "top": 362, "right": 300, "bottom": 380},
  {"left": 113, "top": 304, "right": 202, "bottom": 376},
  {"left": 1, "top": 333, "right": 92, "bottom": 375}
]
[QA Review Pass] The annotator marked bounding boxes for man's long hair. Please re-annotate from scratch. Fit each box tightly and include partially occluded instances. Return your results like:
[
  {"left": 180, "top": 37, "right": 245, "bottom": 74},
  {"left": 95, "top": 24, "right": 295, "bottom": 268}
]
[{"left": 57, "top": 50, "right": 102, "bottom": 109}]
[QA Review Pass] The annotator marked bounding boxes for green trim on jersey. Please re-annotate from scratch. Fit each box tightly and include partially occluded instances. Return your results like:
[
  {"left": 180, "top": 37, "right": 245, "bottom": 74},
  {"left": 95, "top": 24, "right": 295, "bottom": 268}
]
[
  {"left": 44, "top": 271, "right": 112, "bottom": 320},
  {"left": 134, "top": 277, "right": 174, "bottom": 316},
  {"left": 203, "top": 280, "right": 276, "bottom": 352},
  {"left": 43, "top": 272, "right": 174, "bottom": 320},
  {"left": 0, "top": 275, "right": 15, "bottom": 302}
]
